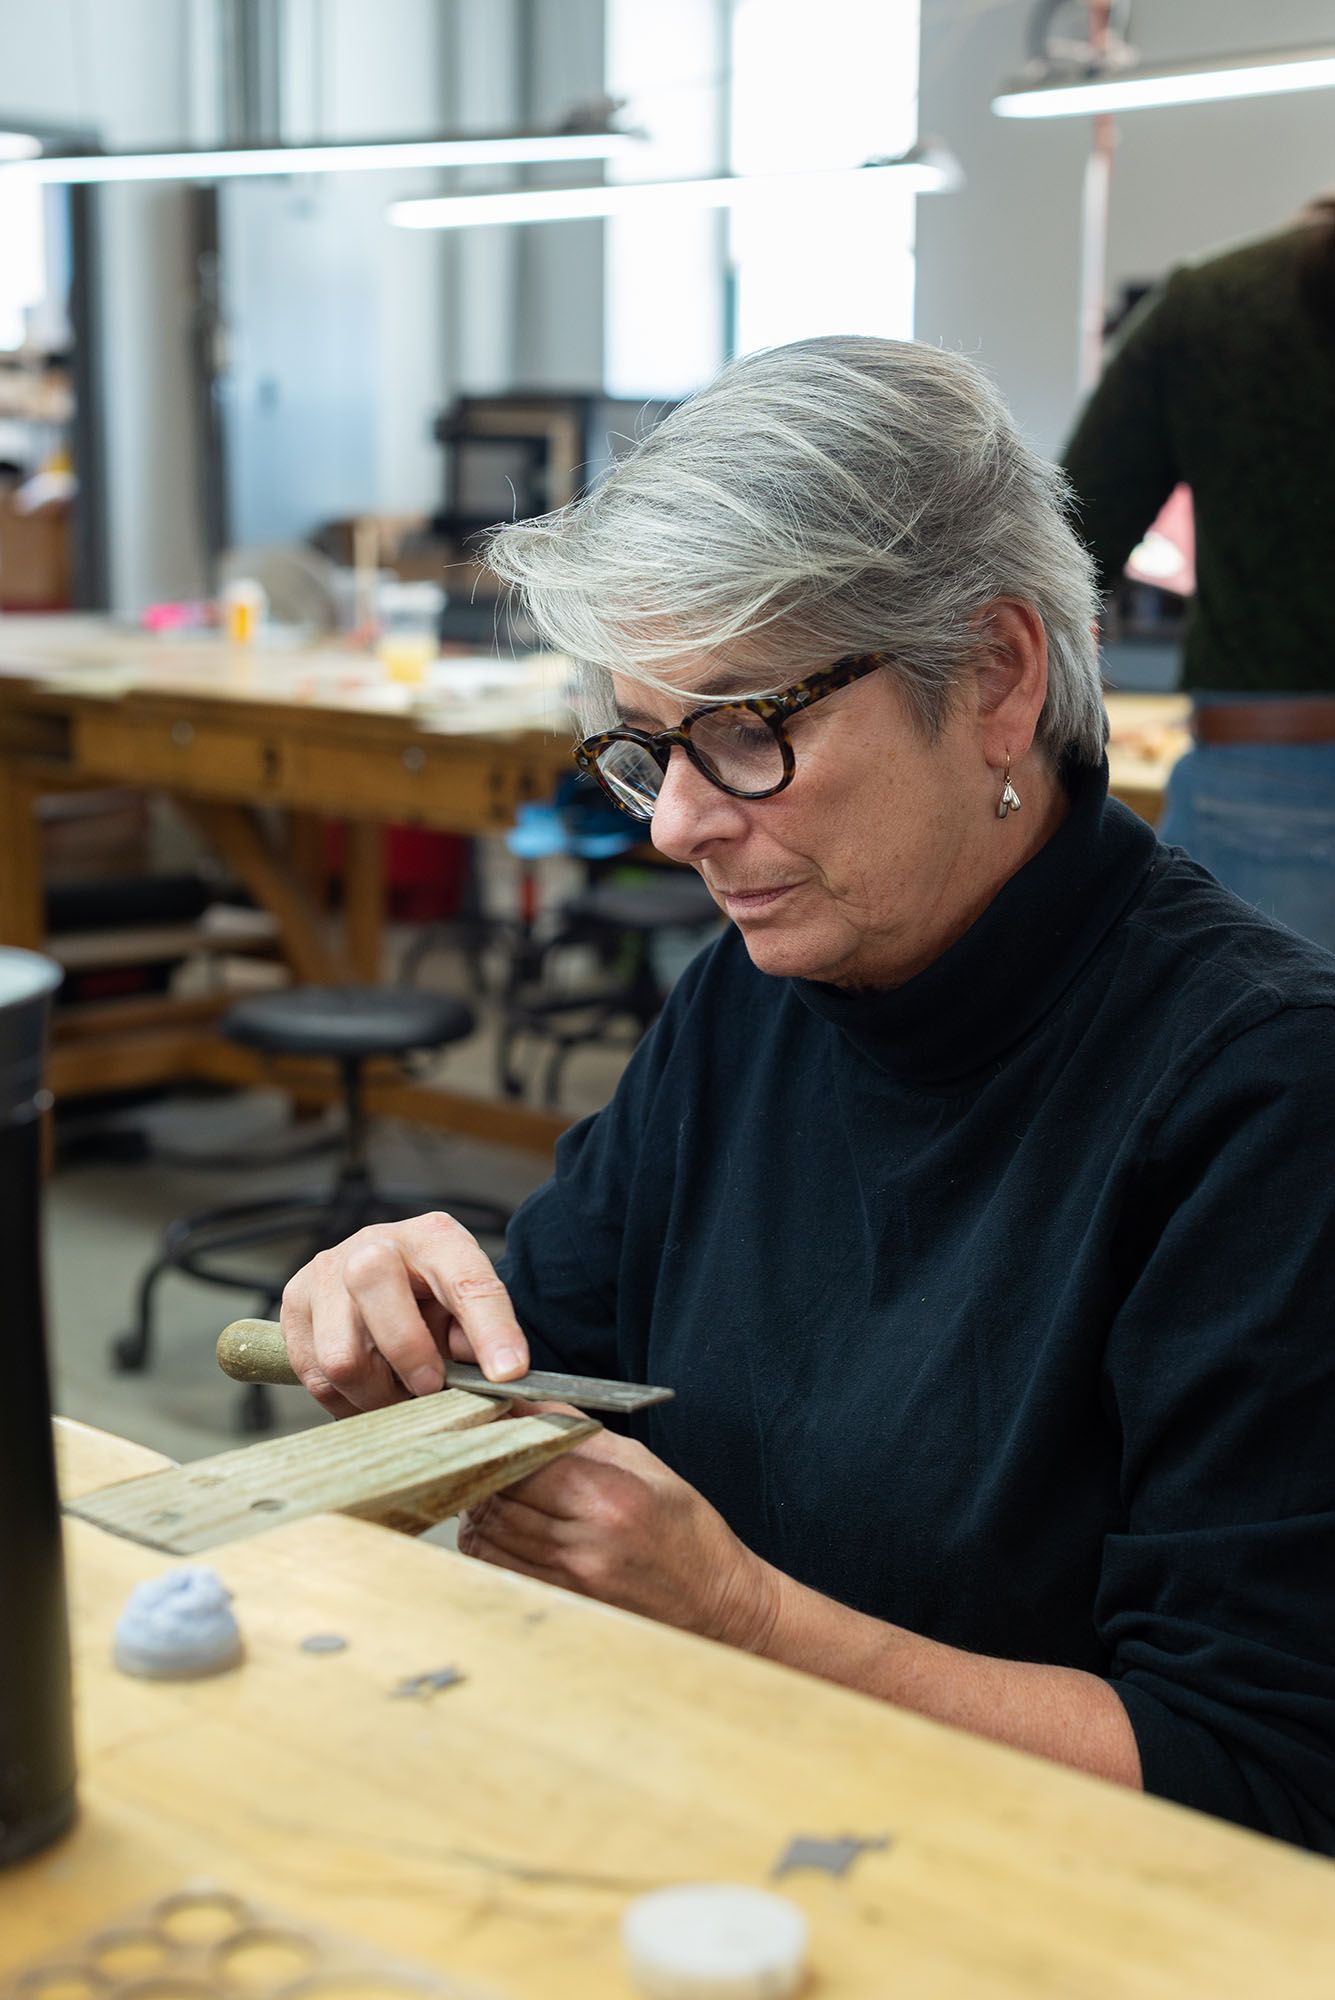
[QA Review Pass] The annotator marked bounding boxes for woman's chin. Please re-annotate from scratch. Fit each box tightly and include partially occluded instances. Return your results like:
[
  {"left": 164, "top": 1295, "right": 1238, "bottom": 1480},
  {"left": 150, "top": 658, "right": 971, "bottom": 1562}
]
[{"left": 734, "top": 919, "right": 845, "bottom": 983}]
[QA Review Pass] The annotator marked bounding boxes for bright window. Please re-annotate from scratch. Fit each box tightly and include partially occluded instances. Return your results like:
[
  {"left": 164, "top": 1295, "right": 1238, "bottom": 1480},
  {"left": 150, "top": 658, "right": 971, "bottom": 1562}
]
[
  {"left": 0, "top": 179, "right": 46, "bottom": 351},
  {"left": 728, "top": 0, "right": 920, "bottom": 355},
  {"left": 604, "top": 0, "right": 921, "bottom": 399},
  {"left": 604, "top": 0, "right": 729, "bottom": 399}
]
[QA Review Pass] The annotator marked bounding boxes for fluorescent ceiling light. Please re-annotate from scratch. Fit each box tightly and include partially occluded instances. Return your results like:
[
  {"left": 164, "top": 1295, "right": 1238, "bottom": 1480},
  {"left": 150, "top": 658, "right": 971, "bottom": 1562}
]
[
  {"left": 0, "top": 131, "right": 41, "bottom": 161},
  {"left": 993, "top": 43, "right": 1335, "bottom": 117},
  {"left": 0, "top": 130, "right": 638, "bottom": 186},
  {"left": 390, "top": 147, "right": 962, "bottom": 231}
]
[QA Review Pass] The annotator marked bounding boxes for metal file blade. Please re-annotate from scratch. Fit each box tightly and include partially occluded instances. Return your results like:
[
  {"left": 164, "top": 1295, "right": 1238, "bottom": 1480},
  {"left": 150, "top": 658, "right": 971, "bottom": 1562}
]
[{"left": 216, "top": 1318, "right": 673, "bottom": 1414}]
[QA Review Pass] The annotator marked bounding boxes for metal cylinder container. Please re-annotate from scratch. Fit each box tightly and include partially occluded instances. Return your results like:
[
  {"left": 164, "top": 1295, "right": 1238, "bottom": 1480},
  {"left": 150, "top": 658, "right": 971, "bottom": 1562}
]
[{"left": 0, "top": 947, "right": 74, "bottom": 1866}]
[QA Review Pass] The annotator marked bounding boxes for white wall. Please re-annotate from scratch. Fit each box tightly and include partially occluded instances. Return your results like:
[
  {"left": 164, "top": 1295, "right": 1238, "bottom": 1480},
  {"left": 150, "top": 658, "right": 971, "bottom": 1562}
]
[
  {"left": 221, "top": 0, "right": 454, "bottom": 539},
  {"left": 0, "top": 0, "right": 662, "bottom": 604},
  {"left": 516, "top": 0, "right": 607, "bottom": 391},
  {"left": 442, "top": 0, "right": 524, "bottom": 395},
  {"left": 604, "top": 0, "right": 728, "bottom": 400},
  {"left": 1102, "top": 1, "right": 1335, "bottom": 301},
  {"left": 219, "top": 0, "right": 609, "bottom": 544},
  {"left": 309, "top": 0, "right": 451, "bottom": 513},
  {"left": 0, "top": 0, "right": 210, "bottom": 610},
  {"left": 430, "top": 0, "right": 609, "bottom": 404},
  {"left": 1, "top": 0, "right": 456, "bottom": 599},
  {"left": 915, "top": 0, "right": 1335, "bottom": 456}
]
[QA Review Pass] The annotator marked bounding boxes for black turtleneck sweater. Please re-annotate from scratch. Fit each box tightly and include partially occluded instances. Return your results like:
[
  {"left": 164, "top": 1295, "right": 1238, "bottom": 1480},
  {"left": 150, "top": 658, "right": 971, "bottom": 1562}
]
[{"left": 498, "top": 760, "right": 1335, "bottom": 1852}]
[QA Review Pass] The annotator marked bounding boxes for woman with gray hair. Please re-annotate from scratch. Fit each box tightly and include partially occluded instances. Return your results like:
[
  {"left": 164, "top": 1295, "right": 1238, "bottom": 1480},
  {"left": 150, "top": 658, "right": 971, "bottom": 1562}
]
[{"left": 282, "top": 336, "right": 1335, "bottom": 1853}]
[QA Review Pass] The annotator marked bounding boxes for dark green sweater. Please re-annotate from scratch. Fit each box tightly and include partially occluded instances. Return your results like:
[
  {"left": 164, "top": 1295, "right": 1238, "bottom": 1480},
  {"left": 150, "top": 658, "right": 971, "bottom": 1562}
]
[
  {"left": 500, "top": 760, "right": 1335, "bottom": 1851},
  {"left": 1063, "top": 227, "right": 1335, "bottom": 692}
]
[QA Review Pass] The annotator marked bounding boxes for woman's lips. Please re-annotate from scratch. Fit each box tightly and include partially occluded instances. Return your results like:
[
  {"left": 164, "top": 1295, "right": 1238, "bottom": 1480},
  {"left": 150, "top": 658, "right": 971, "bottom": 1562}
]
[{"left": 716, "top": 883, "right": 798, "bottom": 914}]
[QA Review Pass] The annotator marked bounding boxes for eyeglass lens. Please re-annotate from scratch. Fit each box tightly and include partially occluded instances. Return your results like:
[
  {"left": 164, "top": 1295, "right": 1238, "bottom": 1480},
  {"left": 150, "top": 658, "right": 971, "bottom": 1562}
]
[{"left": 596, "top": 705, "right": 785, "bottom": 815}]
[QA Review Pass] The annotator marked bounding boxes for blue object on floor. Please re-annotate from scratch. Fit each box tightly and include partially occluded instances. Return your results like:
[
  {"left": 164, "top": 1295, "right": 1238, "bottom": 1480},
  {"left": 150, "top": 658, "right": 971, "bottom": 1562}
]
[
  {"left": 567, "top": 827, "right": 640, "bottom": 860},
  {"left": 505, "top": 802, "right": 570, "bottom": 859},
  {"left": 505, "top": 780, "right": 640, "bottom": 862}
]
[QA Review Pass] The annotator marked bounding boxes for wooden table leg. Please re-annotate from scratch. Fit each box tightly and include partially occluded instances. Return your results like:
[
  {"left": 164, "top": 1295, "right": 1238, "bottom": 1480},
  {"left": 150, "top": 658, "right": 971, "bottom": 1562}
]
[
  {"left": 181, "top": 800, "right": 352, "bottom": 986},
  {"left": 0, "top": 767, "right": 45, "bottom": 950},
  {"left": 343, "top": 820, "right": 386, "bottom": 985},
  {"left": 286, "top": 811, "right": 330, "bottom": 909}
]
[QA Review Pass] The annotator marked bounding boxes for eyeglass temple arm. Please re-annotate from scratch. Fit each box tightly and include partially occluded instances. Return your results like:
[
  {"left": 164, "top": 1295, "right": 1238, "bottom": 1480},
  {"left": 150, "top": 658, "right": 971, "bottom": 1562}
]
[{"left": 770, "top": 654, "right": 890, "bottom": 718}]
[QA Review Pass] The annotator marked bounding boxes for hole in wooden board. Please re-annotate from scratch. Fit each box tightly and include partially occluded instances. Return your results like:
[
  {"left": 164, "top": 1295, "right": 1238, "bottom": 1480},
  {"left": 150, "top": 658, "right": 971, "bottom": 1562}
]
[
  {"left": 249, "top": 1498, "right": 285, "bottom": 1514},
  {"left": 151, "top": 1890, "right": 250, "bottom": 1946},
  {"left": 212, "top": 1928, "right": 319, "bottom": 1989},
  {"left": 90, "top": 1931, "right": 172, "bottom": 1980}
]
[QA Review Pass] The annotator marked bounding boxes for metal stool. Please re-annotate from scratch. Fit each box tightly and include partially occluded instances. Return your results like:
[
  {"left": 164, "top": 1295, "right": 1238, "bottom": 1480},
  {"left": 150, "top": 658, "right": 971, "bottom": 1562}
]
[
  {"left": 111, "top": 986, "right": 510, "bottom": 1432},
  {"left": 497, "top": 869, "right": 721, "bottom": 1107}
]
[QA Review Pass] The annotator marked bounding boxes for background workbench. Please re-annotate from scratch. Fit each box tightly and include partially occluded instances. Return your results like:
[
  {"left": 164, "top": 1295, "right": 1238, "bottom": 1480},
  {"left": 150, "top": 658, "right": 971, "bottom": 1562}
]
[
  {"left": 6, "top": 1415, "right": 1333, "bottom": 2000},
  {"left": 0, "top": 618, "right": 1190, "bottom": 1155},
  {"left": 0, "top": 618, "right": 574, "bottom": 1152}
]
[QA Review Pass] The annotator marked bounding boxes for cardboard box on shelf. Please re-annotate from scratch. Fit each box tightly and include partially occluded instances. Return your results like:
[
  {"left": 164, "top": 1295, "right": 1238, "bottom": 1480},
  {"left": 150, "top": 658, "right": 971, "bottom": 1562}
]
[{"left": 0, "top": 485, "right": 72, "bottom": 608}]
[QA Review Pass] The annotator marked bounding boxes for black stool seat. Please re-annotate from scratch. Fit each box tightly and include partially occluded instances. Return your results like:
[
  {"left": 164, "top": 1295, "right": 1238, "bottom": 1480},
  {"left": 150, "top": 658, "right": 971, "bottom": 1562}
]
[
  {"left": 226, "top": 986, "right": 476, "bottom": 1060},
  {"left": 115, "top": 977, "right": 508, "bottom": 1435},
  {"left": 562, "top": 873, "right": 719, "bottom": 932}
]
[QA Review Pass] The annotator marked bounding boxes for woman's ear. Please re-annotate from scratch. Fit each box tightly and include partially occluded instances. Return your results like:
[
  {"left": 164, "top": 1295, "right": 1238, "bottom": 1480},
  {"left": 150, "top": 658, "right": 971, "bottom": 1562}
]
[{"left": 973, "top": 599, "right": 1048, "bottom": 762}]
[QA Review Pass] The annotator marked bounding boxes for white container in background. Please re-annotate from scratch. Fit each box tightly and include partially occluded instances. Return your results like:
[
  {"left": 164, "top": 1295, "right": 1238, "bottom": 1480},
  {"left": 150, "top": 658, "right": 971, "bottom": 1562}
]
[
  {"left": 221, "top": 577, "right": 267, "bottom": 646},
  {"left": 376, "top": 579, "right": 445, "bottom": 685}
]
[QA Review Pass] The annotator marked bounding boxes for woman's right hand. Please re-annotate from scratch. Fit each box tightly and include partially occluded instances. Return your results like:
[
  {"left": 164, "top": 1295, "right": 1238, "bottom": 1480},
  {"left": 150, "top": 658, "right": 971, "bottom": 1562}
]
[{"left": 280, "top": 1211, "right": 530, "bottom": 1417}]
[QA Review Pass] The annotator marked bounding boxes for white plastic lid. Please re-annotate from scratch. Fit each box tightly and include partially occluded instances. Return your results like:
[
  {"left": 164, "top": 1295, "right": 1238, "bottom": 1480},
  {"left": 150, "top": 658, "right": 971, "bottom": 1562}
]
[{"left": 622, "top": 1884, "right": 809, "bottom": 2000}]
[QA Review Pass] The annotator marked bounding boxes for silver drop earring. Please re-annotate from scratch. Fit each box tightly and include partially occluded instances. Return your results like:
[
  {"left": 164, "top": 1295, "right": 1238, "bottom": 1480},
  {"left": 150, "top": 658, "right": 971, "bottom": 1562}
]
[{"left": 997, "top": 752, "right": 1021, "bottom": 819}]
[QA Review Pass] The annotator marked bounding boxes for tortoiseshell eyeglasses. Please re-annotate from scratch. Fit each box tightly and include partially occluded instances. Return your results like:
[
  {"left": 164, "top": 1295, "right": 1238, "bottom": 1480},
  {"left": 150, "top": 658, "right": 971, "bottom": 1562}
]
[{"left": 573, "top": 651, "right": 891, "bottom": 820}]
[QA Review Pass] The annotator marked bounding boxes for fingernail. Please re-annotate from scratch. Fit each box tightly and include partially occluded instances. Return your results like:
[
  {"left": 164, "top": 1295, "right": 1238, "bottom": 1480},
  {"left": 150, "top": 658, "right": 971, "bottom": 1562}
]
[
  {"left": 492, "top": 1346, "right": 524, "bottom": 1379},
  {"left": 411, "top": 1362, "right": 444, "bottom": 1395}
]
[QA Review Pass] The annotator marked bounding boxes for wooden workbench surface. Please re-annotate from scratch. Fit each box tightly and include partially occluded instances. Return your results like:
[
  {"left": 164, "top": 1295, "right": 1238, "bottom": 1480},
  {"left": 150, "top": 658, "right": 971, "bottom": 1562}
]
[
  {"left": 3, "top": 1418, "right": 1331, "bottom": 1998},
  {"left": 0, "top": 617, "right": 1191, "bottom": 820},
  {"left": 0, "top": 614, "right": 567, "bottom": 732}
]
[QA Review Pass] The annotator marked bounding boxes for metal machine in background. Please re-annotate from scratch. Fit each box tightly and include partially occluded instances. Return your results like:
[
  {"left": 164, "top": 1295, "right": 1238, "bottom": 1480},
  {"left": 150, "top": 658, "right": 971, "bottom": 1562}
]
[{"left": 428, "top": 390, "right": 676, "bottom": 641}]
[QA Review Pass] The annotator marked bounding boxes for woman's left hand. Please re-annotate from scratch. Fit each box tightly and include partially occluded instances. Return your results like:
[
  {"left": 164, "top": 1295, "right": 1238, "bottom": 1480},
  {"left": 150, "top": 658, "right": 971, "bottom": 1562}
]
[{"left": 457, "top": 1407, "right": 778, "bottom": 1648}]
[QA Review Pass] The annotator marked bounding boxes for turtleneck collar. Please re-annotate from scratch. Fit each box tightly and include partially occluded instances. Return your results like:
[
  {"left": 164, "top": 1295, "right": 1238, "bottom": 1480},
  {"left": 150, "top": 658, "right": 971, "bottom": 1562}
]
[{"left": 791, "top": 758, "right": 1159, "bottom": 1090}]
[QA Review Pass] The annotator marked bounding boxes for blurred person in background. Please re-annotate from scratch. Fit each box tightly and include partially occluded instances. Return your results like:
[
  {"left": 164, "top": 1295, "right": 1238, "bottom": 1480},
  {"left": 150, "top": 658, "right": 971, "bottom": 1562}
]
[{"left": 1063, "top": 197, "right": 1335, "bottom": 951}]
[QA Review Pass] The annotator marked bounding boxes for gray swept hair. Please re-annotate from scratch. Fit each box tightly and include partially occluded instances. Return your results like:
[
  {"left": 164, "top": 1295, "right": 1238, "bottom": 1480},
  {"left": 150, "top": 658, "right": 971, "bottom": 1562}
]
[{"left": 484, "top": 334, "right": 1107, "bottom": 764}]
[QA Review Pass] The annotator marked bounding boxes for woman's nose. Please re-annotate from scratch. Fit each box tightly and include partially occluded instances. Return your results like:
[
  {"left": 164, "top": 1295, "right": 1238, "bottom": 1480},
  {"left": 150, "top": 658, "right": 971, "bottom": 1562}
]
[{"left": 650, "top": 746, "right": 749, "bottom": 859}]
